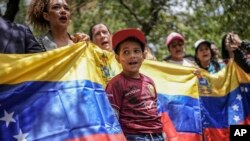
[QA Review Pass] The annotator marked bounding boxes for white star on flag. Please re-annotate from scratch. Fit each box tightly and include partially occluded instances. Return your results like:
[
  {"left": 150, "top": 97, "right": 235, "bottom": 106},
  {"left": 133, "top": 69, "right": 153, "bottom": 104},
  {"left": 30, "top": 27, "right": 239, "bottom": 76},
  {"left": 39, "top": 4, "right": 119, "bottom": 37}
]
[
  {"left": 245, "top": 87, "right": 248, "bottom": 93},
  {"left": 13, "top": 129, "right": 29, "bottom": 141},
  {"left": 232, "top": 104, "right": 239, "bottom": 111},
  {"left": 0, "top": 110, "right": 16, "bottom": 127},
  {"left": 233, "top": 115, "right": 240, "bottom": 122},
  {"left": 236, "top": 94, "right": 242, "bottom": 101}
]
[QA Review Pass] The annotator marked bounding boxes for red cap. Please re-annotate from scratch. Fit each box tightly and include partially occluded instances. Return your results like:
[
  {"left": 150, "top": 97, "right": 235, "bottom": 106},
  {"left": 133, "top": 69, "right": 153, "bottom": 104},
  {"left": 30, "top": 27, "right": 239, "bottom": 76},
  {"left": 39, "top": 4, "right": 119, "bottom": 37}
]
[
  {"left": 165, "top": 32, "right": 184, "bottom": 47},
  {"left": 112, "top": 28, "right": 146, "bottom": 51}
]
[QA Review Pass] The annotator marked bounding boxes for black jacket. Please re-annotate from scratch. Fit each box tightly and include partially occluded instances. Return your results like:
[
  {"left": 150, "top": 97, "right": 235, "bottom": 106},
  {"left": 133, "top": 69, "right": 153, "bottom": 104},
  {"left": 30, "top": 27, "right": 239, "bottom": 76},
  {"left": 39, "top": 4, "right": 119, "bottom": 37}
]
[
  {"left": 234, "top": 41, "right": 250, "bottom": 73},
  {"left": 0, "top": 17, "right": 45, "bottom": 54}
]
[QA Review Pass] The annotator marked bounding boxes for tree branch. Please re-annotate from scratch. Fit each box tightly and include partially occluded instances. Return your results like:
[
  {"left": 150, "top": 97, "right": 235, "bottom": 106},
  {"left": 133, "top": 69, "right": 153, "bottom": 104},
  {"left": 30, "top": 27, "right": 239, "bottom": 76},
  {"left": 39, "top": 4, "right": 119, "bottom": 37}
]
[
  {"left": 3, "top": 0, "right": 20, "bottom": 22},
  {"left": 142, "top": 0, "right": 167, "bottom": 34},
  {"left": 119, "top": 0, "right": 144, "bottom": 25}
]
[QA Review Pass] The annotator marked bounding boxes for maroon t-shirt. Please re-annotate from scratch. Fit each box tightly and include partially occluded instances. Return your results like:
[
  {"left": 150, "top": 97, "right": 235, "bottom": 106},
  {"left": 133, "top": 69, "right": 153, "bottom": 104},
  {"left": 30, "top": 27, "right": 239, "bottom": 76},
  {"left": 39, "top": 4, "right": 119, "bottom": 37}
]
[{"left": 105, "top": 72, "right": 162, "bottom": 134}]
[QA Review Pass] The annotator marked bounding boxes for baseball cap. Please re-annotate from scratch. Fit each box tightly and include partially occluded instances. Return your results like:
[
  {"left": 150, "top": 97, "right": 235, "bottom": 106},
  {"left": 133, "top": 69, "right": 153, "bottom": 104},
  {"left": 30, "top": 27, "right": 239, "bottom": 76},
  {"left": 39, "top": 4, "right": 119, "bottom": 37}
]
[
  {"left": 194, "top": 39, "right": 211, "bottom": 49},
  {"left": 112, "top": 28, "right": 146, "bottom": 52},
  {"left": 165, "top": 32, "right": 184, "bottom": 47}
]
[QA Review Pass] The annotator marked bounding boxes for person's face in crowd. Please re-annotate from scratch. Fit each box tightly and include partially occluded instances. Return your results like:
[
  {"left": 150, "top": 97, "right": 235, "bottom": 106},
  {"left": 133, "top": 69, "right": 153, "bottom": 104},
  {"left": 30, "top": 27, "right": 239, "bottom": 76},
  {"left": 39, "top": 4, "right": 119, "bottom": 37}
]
[
  {"left": 196, "top": 43, "right": 212, "bottom": 63},
  {"left": 116, "top": 41, "right": 144, "bottom": 78},
  {"left": 168, "top": 39, "right": 185, "bottom": 61},
  {"left": 211, "top": 44, "right": 219, "bottom": 58},
  {"left": 43, "top": 0, "right": 71, "bottom": 29},
  {"left": 91, "top": 24, "right": 112, "bottom": 51}
]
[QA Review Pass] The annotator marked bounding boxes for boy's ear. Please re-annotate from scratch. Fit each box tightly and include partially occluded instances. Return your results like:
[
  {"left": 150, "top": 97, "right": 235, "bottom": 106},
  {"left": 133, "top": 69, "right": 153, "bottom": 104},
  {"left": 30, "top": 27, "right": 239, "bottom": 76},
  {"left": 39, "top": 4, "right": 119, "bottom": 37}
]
[
  {"left": 115, "top": 54, "right": 120, "bottom": 63},
  {"left": 143, "top": 50, "right": 147, "bottom": 59},
  {"left": 143, "top": 47, "right": 148, "bottom": 59}
]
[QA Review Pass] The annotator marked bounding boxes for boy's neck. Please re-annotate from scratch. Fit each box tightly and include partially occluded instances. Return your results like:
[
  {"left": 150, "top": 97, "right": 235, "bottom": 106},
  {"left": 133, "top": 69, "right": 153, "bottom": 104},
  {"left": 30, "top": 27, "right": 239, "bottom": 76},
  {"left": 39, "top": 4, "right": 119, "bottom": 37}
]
[{"left": 122, "top": 71, "right": 140, "bottom": 79}]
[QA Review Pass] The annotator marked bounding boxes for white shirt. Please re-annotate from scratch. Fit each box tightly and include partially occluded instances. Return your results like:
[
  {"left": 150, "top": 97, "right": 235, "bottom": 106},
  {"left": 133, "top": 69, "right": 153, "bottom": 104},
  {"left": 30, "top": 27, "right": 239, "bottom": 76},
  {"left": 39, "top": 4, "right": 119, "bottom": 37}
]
[{"left": 168, "top": 58, "right": 196, "bottom": 67}]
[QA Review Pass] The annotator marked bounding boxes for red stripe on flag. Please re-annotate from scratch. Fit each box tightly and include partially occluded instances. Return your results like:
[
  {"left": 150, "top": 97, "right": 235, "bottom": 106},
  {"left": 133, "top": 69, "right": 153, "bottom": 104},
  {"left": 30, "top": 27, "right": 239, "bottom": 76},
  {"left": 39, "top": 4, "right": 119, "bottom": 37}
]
[
  {"left": 161, "top": 112, "right": 178, "bottom": 141},
  {"left": 66, "top": 133, "right": 127, "bottom": 141},
  {"left": 204, "top": 115, "right": 250, "bottom": 141},
  {"left": 177, "top": 132, "right": 202, "bottom": 141},
  {"left": 161, "top": 112, "right": 202, "bottom": 141},
  {"left": 203, "top": 128, "right": 229, "bottom": 141}
]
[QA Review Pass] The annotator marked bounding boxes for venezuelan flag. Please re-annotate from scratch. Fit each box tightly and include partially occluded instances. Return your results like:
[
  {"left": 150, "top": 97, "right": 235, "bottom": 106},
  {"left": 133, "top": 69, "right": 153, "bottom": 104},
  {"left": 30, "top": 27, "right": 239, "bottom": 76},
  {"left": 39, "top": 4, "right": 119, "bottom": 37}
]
[
  {"left": 1, "top": 41, "right": 249, "bottom": 141},
  {"left": 0, "top": 42, "right": 126, "bottom": 141},
  {"left": 199, "top": 61, "right": 250, "bottom": 141},
  {"left": 140, "top": 59, "right": 250, "bottom": 141},
  {"left": 141, "top": 60, "right": 202, "bottom": 141}
]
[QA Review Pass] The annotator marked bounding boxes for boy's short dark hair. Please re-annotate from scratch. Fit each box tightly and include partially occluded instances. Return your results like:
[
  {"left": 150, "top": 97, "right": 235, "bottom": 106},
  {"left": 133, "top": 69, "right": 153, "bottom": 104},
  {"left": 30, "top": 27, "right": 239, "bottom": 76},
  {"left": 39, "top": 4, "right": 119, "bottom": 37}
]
[{"left": 112, "top": 28, "right": 146, "bottom": 54}]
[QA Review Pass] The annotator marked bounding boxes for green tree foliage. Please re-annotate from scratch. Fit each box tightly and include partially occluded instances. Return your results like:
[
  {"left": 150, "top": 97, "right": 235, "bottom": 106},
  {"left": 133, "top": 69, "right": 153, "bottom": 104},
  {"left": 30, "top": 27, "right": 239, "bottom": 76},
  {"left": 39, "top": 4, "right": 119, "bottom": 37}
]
[
  {"left": 71, "top": 0, "right": 172, "bottom": 60},
  {"left": 220, "top": 0, "right": 250, "bottom": 38}
]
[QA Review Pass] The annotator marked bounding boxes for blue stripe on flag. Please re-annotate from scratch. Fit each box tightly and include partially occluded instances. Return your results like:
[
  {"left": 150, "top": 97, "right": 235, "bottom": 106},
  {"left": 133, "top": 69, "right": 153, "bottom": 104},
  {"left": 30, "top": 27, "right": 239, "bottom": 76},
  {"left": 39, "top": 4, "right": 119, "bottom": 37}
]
[
  {"left": 158, "top": 93, "right": 201, "bottom": 134},
  {"left": 200, "top": 83, "right": 250, "bottom": 128},
  {"left": 0, "top": 80, "right": 121, "bottom": 141}
]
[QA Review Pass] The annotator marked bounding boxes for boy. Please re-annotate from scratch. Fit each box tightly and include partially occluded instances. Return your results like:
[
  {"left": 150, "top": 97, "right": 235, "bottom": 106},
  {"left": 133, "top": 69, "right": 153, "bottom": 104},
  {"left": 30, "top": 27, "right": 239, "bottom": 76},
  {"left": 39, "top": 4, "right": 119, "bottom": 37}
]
[{"left": 105, "top": 28, "right": 164, "bottom": 141}]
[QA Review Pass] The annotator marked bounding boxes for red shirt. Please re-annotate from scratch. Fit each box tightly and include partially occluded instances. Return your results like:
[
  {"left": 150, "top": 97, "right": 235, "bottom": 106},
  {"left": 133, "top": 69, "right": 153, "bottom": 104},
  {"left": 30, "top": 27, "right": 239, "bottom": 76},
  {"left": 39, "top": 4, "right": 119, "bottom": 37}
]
[{"left": 105, "top": 73, "right": 162, "bottom": 134}]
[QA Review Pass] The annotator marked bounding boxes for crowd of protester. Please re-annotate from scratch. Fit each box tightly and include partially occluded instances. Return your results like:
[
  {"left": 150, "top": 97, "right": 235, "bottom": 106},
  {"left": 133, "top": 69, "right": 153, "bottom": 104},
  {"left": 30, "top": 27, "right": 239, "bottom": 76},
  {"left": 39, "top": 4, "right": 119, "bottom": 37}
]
[{"left": 1, "top": 0, "right": 250, "bottom": 140}]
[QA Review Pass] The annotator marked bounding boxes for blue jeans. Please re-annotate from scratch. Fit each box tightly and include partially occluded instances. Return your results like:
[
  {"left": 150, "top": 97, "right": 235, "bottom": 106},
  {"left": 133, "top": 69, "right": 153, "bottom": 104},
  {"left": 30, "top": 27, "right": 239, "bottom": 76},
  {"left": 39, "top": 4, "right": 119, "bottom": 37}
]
[{"left": 125, "top": 133, "right": 165, "bottom": 141}]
